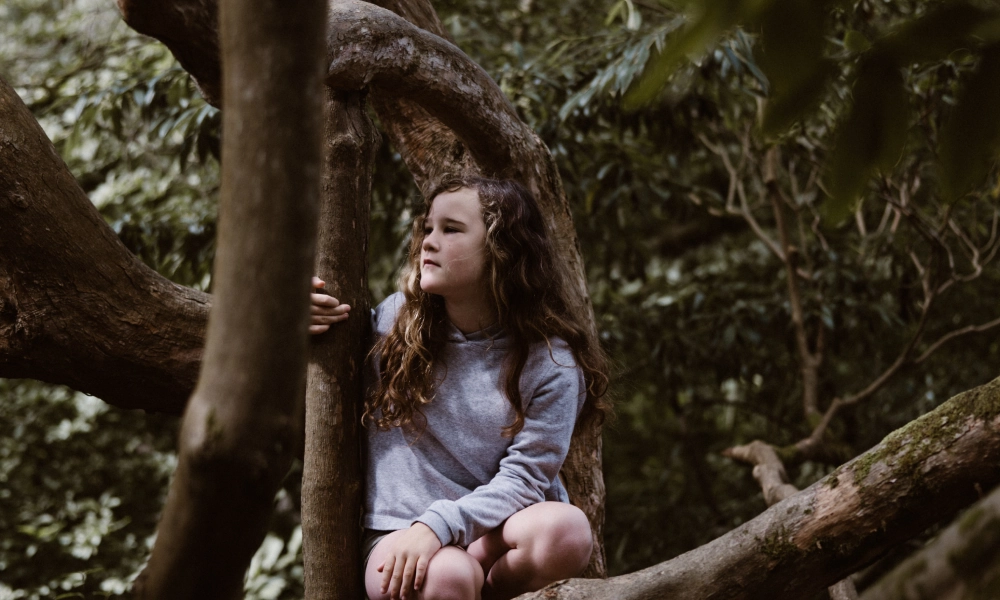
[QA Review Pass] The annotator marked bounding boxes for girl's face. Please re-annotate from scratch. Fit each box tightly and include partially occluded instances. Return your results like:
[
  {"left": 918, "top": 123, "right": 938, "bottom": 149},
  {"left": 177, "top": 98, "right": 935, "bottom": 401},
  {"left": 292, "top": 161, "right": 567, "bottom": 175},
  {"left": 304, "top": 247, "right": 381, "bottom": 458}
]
[{"left": 419, "top": 187, "right": 488, "bottom": 302}]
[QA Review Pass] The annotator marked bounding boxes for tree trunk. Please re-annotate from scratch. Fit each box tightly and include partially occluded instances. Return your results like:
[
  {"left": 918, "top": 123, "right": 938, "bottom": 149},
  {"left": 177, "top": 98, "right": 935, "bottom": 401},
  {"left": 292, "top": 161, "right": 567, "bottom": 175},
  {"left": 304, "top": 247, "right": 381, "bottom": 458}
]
[
  {"left": 859, "top": 480, "right": 1000, "bottom": 599},
  {"left": 131, "top": 0, "right": 327, "bottom": 596},
  {"left": 517, "top": 376, "right": 1000, "bottom": 600},
  {"left": 301, "top": 87, "right": 378, "bottom": 599}
]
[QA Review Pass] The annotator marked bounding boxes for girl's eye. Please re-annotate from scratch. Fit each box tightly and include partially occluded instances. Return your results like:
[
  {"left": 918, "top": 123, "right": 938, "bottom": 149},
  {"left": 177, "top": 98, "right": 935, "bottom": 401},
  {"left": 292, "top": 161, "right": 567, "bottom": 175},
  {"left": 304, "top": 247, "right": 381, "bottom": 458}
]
[
  {"left": 423, "top": 227, "right": 433, "bottom": 235},
  {"left": 444, "top": 227, "right": 458, "bottom": 233}
]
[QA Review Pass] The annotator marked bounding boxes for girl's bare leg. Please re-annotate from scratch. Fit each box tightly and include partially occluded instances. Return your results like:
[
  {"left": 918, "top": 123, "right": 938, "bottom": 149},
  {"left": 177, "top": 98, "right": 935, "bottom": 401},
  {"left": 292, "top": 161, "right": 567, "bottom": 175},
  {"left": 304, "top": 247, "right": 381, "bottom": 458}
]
[
  {"left": 466, "top": 502, "right": 592, "bottom": 600},
  {"left": 366, "top": 530, "right": 484, "bottom": 600}
]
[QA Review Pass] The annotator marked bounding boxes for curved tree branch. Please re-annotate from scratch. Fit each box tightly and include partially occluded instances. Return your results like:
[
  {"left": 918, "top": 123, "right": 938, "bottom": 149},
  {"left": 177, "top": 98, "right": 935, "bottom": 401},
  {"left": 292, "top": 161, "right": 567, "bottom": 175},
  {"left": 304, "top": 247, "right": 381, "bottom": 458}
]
[
  {"left": 324, "top": 1, "right": 529, "bottom": 175},
  {"left": 723, "top": 441, "right": 799, "bottom": 506}
]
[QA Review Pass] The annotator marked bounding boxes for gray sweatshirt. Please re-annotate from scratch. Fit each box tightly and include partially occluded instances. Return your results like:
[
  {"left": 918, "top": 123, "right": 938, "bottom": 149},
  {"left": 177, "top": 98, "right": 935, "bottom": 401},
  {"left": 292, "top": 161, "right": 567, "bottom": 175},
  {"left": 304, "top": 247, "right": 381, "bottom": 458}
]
[{"left": 363, "top": 292, "right": 586, "bottom": 547}]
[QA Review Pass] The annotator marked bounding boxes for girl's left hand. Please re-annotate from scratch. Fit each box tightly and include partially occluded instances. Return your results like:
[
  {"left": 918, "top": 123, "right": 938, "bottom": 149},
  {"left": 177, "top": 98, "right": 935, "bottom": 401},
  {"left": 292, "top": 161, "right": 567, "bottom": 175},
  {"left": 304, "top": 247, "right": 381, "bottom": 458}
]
[
  {"left": 378, "top": 522, "right": 442, "bottom": 600},
  {"left": 309, "top": 276, "right": 351, "bottom": 334}
]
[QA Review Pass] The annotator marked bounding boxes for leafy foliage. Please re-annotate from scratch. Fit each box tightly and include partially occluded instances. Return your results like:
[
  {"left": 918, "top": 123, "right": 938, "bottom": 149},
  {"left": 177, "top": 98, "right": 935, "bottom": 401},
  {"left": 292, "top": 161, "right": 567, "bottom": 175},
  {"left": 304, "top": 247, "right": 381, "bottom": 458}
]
[
  {"left": 624, "top": 0, "right": 1000, "bottom": 219},
  {"left": 1, "top": 0, "right": 999, "bottom": 594}
]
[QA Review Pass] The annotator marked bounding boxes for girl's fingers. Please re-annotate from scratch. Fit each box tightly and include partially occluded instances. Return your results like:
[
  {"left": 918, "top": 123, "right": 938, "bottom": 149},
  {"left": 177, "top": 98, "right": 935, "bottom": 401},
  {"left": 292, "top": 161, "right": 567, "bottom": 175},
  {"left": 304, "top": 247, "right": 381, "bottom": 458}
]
[
  {"left": 311, "top": 313, "right": 350, "bottom": 324},
  {"left": 309, "top": 324, "right": 330, "bottom": 335},
  {"left": 310, "top": 294, "right": 340, "bottom": 308},
  {"left": 311, "top": 276, "right": 325, "bottom": 288},
  {"left": 388, "top": 561, "right": 405, "bottom": 599},
  {"left": 311, "top": 302, "right": 350, "bottom": 315},
  {"left": 400, "top": 557, "right": 417, "bottom": 600},
  {"left": 413, "top": 556, "right": 428, "bottom": 590},
  {"left": 380, "top": 554, "right": 396, "bottom": 593}
]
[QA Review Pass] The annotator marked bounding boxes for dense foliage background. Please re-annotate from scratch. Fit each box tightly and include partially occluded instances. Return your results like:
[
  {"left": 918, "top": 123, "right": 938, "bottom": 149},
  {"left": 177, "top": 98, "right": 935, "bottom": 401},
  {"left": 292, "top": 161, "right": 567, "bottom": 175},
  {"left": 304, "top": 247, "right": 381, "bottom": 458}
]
[{"left": 2, "top": 0, "right": 999, "bottom": 597}]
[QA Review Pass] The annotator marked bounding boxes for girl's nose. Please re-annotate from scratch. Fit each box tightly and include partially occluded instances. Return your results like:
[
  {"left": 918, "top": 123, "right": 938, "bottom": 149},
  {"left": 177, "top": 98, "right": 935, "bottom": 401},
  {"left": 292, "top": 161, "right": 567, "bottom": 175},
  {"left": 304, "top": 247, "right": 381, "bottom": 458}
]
[{"left": 422, "top": 231, "right": 438, "bottom": 251}]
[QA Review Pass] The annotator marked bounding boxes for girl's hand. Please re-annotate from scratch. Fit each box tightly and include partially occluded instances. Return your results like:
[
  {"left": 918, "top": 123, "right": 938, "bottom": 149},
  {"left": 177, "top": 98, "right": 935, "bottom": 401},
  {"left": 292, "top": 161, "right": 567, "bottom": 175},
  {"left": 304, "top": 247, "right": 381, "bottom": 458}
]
[
  {"left": 378, "top": 522, "right": 442, "bottom": 600},
  {"left": 309, "top": 276, "right": 351, "bottom": 334}
]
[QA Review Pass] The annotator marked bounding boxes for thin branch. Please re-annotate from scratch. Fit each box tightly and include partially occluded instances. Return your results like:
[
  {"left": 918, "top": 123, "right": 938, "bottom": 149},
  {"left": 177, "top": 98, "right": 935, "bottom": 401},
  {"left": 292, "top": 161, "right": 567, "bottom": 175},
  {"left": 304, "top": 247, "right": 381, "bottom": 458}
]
[
  {"left": 722, "top": 441, "right": 798, "bottom": 505},
  {"left": 765, "top": 147, "right": 820, "bottom": 418},
  {"left": 698, "top": 133, "right": 786, "bottom": 260},
  {"left": 797, "top": 295, "right": 934, "bottom": 453},
  {"left": 914, "top": 316, "right": 1000, "bottom": 364}
]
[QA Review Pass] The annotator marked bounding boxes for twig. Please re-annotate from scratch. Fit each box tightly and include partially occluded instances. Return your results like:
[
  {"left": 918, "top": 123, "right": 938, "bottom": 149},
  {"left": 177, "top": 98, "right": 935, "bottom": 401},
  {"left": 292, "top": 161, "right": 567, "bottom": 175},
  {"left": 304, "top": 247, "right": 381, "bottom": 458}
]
[
  {"left": 765, "top": 147, "right": 821, "bottom": 418},
  {"left": 698, "top": 133, "right": 785, "bottom": 260},
  {"left": 915, "top": 316, "right": 1000, "bottom": 364}
]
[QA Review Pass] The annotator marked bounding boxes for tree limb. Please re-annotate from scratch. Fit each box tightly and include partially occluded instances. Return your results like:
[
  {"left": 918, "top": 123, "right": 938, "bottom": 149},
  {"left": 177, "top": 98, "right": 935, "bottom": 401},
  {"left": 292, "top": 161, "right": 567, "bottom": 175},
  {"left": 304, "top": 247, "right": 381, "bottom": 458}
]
[
  {"left": 133, "top": 0, "right": 327, "bottom": 594},
  {"left": 0, "top": 75, "right": 206, "bottom": 415},
  {"left": 724, "top": 440, "right": 858, "bottom": 599},
  {"left": 520, "top": 375, "right": 1000, "bottom": 599},
  {"left": 859, "top": 481, "right": 1000, "bottom": 599},
  {"left": 323, "top": 1, "right": 530, "bottom": 175},
  {"left": 723, "top": 441, "right": 799, "bottom": 506}
]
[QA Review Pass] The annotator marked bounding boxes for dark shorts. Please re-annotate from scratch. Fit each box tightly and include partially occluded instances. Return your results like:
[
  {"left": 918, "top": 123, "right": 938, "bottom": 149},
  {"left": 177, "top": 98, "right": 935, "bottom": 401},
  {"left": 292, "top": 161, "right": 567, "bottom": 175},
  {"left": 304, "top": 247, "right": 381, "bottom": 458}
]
[
  {"left": 362, "top": 529, "right": 395, "bottom": 600},
  {"left": 362, "top": 528, "right": 395, "bottom": 571}
]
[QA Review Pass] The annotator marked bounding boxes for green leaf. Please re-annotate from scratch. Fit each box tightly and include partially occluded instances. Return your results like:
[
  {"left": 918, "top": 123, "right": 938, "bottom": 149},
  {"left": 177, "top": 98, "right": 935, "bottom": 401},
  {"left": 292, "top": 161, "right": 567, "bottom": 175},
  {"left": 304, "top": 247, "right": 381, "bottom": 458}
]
[
  {"left": 624, "top": 1, "right": 740, "bottom": 109},
  {"left": 761, "top": 60, "right": 834, "bottom": 136},
  {"left": 939, "top": 44, "right": 1000, "bottom": 202},
  {"left": 824, "top": 54, "right": 909, "bottom": 224},
  {"left": 843, "top": 29, "right": 871, "bottom": 54},
  {"left": 878, "top": 2, "right": 993, "bottom": 64},
  {"left": 755, "top": 0, "right": 833, "bottom": 136}
]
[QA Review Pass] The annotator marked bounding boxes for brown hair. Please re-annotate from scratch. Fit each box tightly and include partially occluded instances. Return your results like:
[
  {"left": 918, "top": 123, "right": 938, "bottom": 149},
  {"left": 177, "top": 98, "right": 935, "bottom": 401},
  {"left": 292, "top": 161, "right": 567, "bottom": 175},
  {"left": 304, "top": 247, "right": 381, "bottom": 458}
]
[{"left": 365, "top": 177, "right": 610, "bottom": 436}]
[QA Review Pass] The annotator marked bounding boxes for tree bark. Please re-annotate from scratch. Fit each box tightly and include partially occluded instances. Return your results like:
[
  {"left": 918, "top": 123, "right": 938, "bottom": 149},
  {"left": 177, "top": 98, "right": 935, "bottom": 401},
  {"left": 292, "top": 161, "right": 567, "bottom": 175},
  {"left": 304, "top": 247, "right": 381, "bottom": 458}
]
[
  {"left": 301, "top": 87, "right": 378, "bottom": 599},
  {"left": 859, "top": 481, "right": 1000, "bottom": 599},
  {"left": 517, "top": 375, "right": 1000, "bottom": 600},
  {"left": 724, "top": 441, "right": 859, "bottom": 599},
  {"left": 0, "top": 75, "right": 206, "bottom": 415},
  {"left": 131, "top": 0, "right": 326, "bottom": 596}
]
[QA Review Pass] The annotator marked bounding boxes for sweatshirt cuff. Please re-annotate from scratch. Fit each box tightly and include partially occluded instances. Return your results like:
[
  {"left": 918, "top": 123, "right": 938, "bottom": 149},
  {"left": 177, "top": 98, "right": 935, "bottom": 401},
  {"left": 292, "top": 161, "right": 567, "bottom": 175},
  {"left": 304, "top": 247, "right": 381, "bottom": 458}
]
[{"left": 414, "top": 512, "right": 452, "bottom": 547}]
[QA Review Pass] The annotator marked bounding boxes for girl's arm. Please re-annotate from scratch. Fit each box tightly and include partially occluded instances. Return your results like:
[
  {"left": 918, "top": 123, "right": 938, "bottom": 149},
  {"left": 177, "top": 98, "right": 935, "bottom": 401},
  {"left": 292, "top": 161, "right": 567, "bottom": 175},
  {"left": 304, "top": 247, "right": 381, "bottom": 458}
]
[
  {"left": 309, "top": 276, "right": 351, "bottom": 334},
  {"left": 416, "top": 344, "right": 585, "bottom": 548}
]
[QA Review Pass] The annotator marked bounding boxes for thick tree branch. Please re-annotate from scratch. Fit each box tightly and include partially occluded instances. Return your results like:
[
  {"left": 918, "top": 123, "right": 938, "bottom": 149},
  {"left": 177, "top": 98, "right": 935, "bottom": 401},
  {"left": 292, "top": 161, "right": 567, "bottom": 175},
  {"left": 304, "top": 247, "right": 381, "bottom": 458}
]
[
  {"left": 520, "top": 376, "right": 1000, "bottom": 599},
  {"left": 117, "top": 0, "right": 222, "bottom": 105},
  {"left": 0, "top": 76, "right": 206, "bottom": 414},
  {"left": 132, "top": 0, "right": 327, "bottom": 595},
  {"left": 859, "top": 481, "right": 1000, "bottom": 599},
  {"left": 724, "top": 441, "right": 858, "bottom": 599}
]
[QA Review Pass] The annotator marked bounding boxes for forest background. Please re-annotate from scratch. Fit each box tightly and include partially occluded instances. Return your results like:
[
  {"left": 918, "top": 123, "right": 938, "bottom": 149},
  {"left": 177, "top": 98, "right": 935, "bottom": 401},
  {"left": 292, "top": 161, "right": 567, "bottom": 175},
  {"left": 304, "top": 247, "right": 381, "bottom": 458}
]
[{"left": 2, "top": 0, "right": 999, "bottom": 598}]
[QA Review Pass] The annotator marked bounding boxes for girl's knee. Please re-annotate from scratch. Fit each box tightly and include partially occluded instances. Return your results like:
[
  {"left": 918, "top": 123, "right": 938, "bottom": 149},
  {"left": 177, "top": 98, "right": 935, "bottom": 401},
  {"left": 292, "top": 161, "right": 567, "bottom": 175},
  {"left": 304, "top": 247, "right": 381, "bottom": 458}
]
[
  {"left": 420, "top": 547, "right": 484, "bottom": 600},
  {"left": 528, "top": 504, "right": 592, "bottom": 575}
]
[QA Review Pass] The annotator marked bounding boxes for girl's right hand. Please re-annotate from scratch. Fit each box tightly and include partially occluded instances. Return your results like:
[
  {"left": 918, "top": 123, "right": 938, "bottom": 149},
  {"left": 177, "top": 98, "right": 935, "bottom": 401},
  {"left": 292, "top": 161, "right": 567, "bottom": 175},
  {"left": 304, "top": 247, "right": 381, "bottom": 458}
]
[{"left": 310, "top": 276, "right": 351, "bottom": 334}]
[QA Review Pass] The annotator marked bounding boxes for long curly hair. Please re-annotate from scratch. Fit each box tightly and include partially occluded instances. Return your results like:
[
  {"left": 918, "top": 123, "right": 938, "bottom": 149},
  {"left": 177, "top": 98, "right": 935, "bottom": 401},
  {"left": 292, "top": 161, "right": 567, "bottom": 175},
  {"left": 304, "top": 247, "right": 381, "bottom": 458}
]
[{"left": 366, "top": 177, "right": 610, "bottom": 437}]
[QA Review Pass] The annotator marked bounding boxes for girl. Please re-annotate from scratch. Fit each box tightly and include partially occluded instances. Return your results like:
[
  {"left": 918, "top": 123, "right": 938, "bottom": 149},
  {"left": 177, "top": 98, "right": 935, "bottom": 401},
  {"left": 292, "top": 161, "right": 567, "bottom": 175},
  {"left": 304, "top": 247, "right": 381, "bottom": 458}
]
[{"left": 310, "top": 177, "right": 609, "bottom": 600}]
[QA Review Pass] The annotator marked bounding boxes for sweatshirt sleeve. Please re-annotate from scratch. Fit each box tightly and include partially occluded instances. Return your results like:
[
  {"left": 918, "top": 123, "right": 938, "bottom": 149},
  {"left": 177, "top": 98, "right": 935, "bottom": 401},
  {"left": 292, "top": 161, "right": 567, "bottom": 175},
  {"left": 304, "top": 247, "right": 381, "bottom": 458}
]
[{"left": 413, "top": 349, "right": 585, "bottom": 547}]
